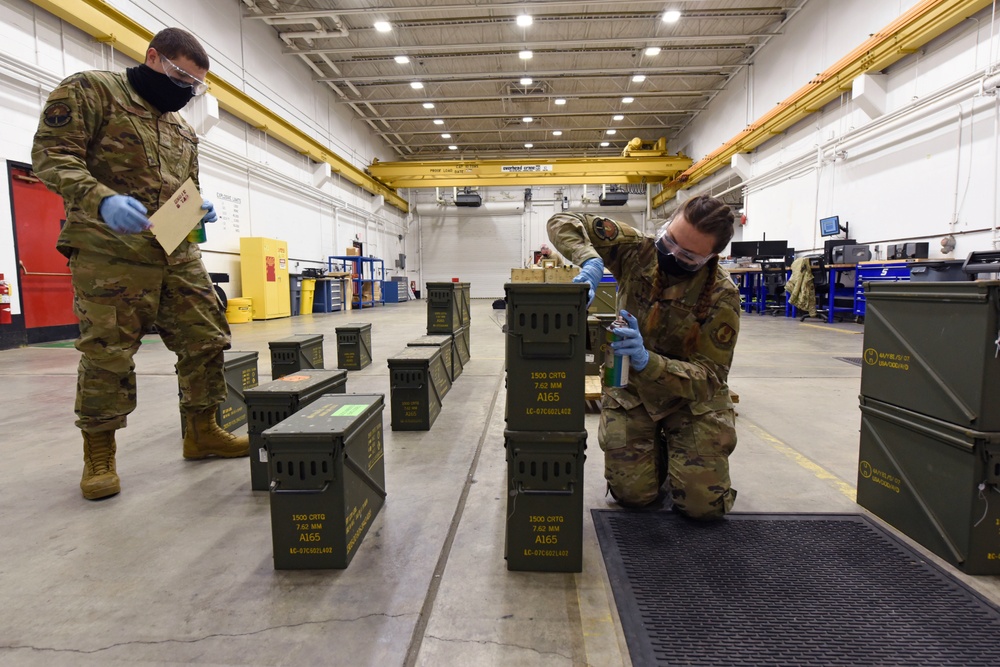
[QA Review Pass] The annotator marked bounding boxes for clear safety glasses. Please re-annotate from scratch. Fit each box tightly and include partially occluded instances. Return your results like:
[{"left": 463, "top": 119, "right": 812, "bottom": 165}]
[
  {"left": 654, "top": 221, "right": 714, "bottom": 271},
  {"left": 159, "top": 54, "right": 209, "bottom": 96}
]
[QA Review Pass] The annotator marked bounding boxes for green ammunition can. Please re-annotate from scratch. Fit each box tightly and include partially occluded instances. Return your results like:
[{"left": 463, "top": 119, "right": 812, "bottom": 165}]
[
  {"left": 857, "top": 397, "right": 1000, "bottom": 574},
  {"left": 336, "top": 323, "right": 373, "bottom": 371},
  {"left": 504, "top": 429, "right": 587, "bottom": 572},
  {"left": 269, "top": 334, "right": 324, "bottom": 380},
  {"left": 587, "top": 281, "right": 617, "bottom": 315},
  {"left": 426, "top": 282, "right": 470, "bottom": 333},
  {"left": 504, "top": 283, "right": 587, "bottom": 432},
  {"left": 265, "top": 394, "right": 386, "bottom": 570},
  {"left": 244, "top": 369, "right": 348, "bottom": 491},
  {"left": 179, "top": 350, "right": 258, "bottom": 436},
  {"left": 452, "top": 325, "right": 471, "bottom": 378},
  {"left": 408, "top": 335, "right": 455, "bottom": 382},
  {"left": 387, "top": 346, "right": 451, "bottom": 430},
  {"left": 861, "top": 281, "right": 1000, "bottom": 430}
]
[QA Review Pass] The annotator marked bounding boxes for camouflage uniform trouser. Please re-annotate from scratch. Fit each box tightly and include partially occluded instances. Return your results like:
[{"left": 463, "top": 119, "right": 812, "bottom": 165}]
[
  {"left": 598, "top": 399, "right": 737, "bottom": 520},
  {"left": 70, "top": 250, "right": 231, "bottom": 433}
]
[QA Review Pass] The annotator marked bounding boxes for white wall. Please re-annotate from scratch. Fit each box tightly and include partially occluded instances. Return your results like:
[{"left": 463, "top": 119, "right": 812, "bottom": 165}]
[
  {"left": 0, "top": 0, "right": 407, "bottom": 312},
  {"left": 409, "top": 185, "right": 651, "bottom": 298},
  {"left": 675, "top": 0, "right": 1000, "bottom": 259}
]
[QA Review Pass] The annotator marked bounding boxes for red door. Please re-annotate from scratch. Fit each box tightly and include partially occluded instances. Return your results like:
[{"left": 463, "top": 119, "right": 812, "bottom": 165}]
[{"left": 10, "top": 166, "right": 76, "bottom": 328}]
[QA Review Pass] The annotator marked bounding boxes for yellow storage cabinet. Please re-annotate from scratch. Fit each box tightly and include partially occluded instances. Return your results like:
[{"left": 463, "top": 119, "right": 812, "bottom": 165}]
[{"left": 239, "top": 237, "right": 290, "bottom": 320}]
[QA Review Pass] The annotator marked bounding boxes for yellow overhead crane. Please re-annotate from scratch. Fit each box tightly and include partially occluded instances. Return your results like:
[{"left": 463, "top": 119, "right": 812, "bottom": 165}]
[{"left": 367, "top": 139, "right": 692, "bottom": 188}]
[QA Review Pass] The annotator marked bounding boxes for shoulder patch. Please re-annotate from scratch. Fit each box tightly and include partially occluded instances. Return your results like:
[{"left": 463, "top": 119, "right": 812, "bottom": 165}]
[
  {"left": 710, "top": 322, "right": 737, "bottom": 349},
  {"left": 594, "top": 217, "right": 619, "bottom": 241},
  {"left": 43, "top": 102, "right": 72, "bottom": 128}
]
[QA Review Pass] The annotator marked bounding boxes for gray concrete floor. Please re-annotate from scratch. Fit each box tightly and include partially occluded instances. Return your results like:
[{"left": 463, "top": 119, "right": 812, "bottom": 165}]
[{"left": 0, "top": 300, "right": 997, "bottom": 666}]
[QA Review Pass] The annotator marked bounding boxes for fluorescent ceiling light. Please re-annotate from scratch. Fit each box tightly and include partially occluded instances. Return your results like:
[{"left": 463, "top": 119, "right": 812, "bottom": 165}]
[
  {"left": 524, "top": 143, "right": 533, "bottom": 148},
  {"left": 520, "top": 77, "right": 533, "bottom": 85},
  {"left": 422, "top": 102, "right": 435, "bottom": 109},
  {"left": 600, "top": 141, "right": 610, "bottom": 147},
  {"left": 644, "top": 47, "right": 661, "bottom": 56},
  {"left": 622, "top": 96, "right": 634, "bottom": 103},
  {"left": 662, "top": 10, "right": 681, "bottom": 23},
  {"left": 374, "top": 21, "right": 392, "bottom": 32},
  {"left": 552, "top": 130, "right": 563, "bottom": 136},
  {"left": 441, "top": 133, "right": 451, "bottom": 138},
  {"left": 522, "top": 116, "right": 533, "bottom": 123},
  {"left": 554, "top": 98, "right": 566, "bottom": 105},
  {"left": 394, "top": 55, "right": 410, "bottom": 64},
  {"left": 516, "top": 14, "right": 533, "bottom": 27},
  {"left": 519, "top": 50, "right": 533, "bottom": 60},
  {"left": 613, "top": 114, "right": 624, "bottom": 121},
  {"left": 606, "top": 129, "right": 617, "bottom": 135},
  {"left": 433, "top": 119, "right": 444, "bottom": 125},
  {"left": 448, "top": 145, "right": 458, "bottom": 150},
  {"left": 632, "top": 74, "right": 646, "bottom": 83},
  {"left": 411, "top": 81, "right": 424, "bottom": 89}
]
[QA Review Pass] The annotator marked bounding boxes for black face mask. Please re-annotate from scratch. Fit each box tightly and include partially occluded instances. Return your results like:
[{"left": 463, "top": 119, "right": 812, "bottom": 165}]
[
  {"left": 126, "top": 64, "right": 195, "bottom": 113},
  {"left": 658, "top": 251, "right": 697, "bottom": 278}
]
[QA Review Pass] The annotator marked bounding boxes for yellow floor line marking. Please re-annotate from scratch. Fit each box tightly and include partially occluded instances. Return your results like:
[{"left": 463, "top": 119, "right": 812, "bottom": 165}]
[
  {"left": 745, "top": 421, "right": 857, "bottom": 501},
  {"left": 799, "top": 323, "right": 863, "bottom": 334}
]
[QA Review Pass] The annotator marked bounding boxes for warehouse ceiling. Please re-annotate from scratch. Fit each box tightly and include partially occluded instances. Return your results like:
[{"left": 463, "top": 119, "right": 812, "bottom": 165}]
[{"left": 242, "top": 0, "right": 808, "bottom": 162}]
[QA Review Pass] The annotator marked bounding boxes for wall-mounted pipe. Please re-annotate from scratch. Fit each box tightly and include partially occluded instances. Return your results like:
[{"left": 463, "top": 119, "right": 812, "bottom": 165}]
[{"left": 656, "top": 0, "right": 996, "bottom": 208}]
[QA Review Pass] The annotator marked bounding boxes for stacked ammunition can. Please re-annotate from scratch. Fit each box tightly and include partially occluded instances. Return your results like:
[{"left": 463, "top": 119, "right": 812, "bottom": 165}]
[
  {"left": 336, "top": 324, "right": 372, "bottom": 370},
  {"left": 858, "top": 280, "right": 1000, "bottom": 573},
  {"left": 426, "top": 282, "right": 471, "bottom": 378},
  {"left": 503, "top": 283, "right": 588, "bottom": 572},
  {"left": 389, "top": 282, "right": 472, "bottom": 430}
]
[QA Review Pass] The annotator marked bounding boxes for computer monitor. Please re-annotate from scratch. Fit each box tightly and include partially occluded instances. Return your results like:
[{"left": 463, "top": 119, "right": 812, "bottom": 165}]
[
  {"left": 755, "top": 240, "right": 788, "bottom": 260},
  {"left": 820, "top": 216, "right": 843, "bottom": 237},
  {"left": 730, "top": 241, "right": 758, "bottom": 258}
]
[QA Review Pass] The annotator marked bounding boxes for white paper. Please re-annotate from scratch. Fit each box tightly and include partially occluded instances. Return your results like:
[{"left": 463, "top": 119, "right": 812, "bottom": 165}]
[{"left": 150, "top": 177, "right": 204, "bottom": 255}]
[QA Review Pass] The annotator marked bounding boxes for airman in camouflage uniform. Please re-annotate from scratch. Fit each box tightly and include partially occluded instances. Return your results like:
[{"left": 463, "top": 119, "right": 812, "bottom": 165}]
[
  {"left": 548, "top": 197, "right": 740, "bottom": 520},
  {"left": 31, "top": 28, "right": 248, "bottom": 501}
]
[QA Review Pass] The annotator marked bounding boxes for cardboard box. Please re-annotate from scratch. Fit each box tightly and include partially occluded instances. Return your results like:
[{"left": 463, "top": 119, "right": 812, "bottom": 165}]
[
  {"left": 511, "top": 268, "right": 545, "bottom": 283},
  {"left": 346, "top": 247, "right": 360, "bottom": 256}
]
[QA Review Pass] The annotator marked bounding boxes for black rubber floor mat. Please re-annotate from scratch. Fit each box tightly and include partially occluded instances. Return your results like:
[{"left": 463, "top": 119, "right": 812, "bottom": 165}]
[
  {"left": 592, "top": 511, "right": 1000, "bottom": 667},
  {"left": 835, "top": 356, "right": 863, "bottom": 367}
]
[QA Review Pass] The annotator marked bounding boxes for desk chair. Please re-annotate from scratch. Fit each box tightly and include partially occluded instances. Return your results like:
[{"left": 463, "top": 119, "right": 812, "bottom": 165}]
[{"left": 759, "top": 261, "right": 787, "bottom": 316}]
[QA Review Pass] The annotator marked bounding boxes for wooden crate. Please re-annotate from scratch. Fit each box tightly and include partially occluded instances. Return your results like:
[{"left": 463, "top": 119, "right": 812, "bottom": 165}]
[
  {"left": 511, "top": 268, "right": 545, "bottom": 283},
  {"left": 544, "top": 266, "right": 580, "bottom": 283}
]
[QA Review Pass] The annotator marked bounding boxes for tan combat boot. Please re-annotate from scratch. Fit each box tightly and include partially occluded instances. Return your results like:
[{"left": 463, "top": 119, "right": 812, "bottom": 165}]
[
  {"left": 183, "top": 407, "right": 250, "bottom": 459},
  {"left": 81, "top": 431, "right": 120, "bottom": 500}
]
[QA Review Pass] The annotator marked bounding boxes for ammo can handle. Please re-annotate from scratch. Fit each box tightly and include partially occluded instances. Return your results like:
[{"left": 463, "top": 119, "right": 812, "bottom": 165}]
[
  {"left": 515, "top": 482, "right": 574, "bottom": 496},
  {"left": 269, "top": 481, "right": 331, "bottom": 494},
  {"left": 344, "top": 453, "right": 388, "bottom": 499}
]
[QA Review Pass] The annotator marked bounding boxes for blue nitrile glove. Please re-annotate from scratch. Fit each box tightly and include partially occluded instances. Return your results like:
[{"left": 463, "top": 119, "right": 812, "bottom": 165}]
[
  {"left": 98, "top": 195, "right": 149, "bottom": 234},
  {"left": 611, "top": 310, "right": 650, "bottom": 372},
  {"left": 200, "top": 199, "right": 218, "bottom": 223},
  {"left": 573, "top": 257, "right": 605, "bottom": 306}
]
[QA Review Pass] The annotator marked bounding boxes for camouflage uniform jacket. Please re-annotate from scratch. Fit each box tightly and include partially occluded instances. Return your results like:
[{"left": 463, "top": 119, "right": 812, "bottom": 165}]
[
  {"left": 32, "top": 70, "right": 202, "bottom": 265},
  {"left": 548, "top": 213, "right": 740, "bottom": 420}
]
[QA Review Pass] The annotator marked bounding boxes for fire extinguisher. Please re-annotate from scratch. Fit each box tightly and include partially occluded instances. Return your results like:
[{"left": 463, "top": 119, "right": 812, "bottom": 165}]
[{"left": 0, "top": 273, "right": 11, "bottom": 325}]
